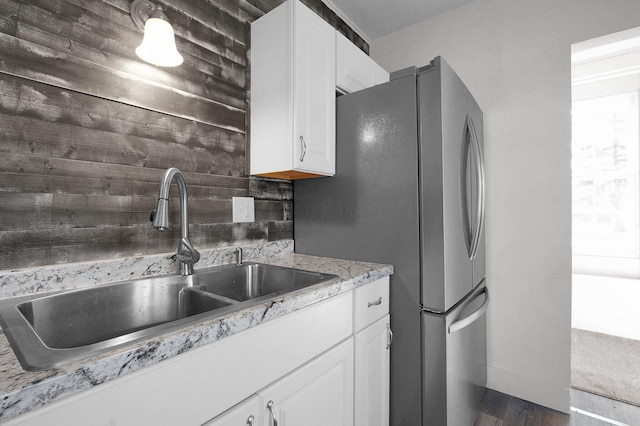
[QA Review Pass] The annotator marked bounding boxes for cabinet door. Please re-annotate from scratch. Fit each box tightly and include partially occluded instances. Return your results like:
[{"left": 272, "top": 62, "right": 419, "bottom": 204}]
[
  {"left": 259, "top": 339, "right": 353, "bottom": 426},
  {"left": 336, "top": 32, "right": 389, "bottom": 94},
  {"left": 292, "top": 0, "right": 336, "bottom": 175},
  {"left": 355, "top": 315, "right": 390, "bottom": 426},
  {"left": 203, "top": 395, "right": 260, "bottom": 426}
]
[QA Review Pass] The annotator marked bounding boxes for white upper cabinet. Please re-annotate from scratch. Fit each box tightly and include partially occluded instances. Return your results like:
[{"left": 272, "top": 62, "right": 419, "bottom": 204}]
[
  {"left": 336, "top": 31, "right": 389, "bottom": 94},
  {"left": 250, "top": 0, "right": 336, "bottom": 180},
  {"left": 250, "top": 0, "right": 389, "bottom": 180}
]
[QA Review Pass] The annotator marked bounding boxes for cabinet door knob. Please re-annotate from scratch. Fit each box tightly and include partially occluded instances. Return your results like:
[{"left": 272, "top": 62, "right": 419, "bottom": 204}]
[
  {"left": 368, "top": 297, "right": 382, "bottom": 307},
  {"left": 299, "top": 135, "right": 307, "bottom": 162},
  {"left": 246, "top": 414, "right": 255, "bottom": 425},
  {"left": 267, "top": 400, "right": 278, "bottom": 426}
]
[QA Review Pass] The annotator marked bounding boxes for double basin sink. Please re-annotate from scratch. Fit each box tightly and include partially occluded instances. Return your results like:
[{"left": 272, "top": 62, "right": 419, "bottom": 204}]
[{"left": 0, "top": 262, "right": 337, "bottom": 371}]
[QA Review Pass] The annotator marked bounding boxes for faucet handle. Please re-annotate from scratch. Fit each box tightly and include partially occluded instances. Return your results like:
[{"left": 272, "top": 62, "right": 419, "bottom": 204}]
[
  {"left": 177, "top": 238, "right": 200, "bottom": 265},
  {"left": 149, "top": 195, "right": 157, "bottom": 222}
]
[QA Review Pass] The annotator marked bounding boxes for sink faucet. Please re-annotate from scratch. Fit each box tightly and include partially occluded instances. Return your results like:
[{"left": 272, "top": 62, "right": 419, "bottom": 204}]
[{"left": 152, "top": 167, "right": 200, "bottom": 276}]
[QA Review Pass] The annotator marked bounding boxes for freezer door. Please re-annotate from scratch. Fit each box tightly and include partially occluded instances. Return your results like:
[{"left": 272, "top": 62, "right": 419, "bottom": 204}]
[{"left": 422, "top": 281, "right": 488, "bottom": 425}]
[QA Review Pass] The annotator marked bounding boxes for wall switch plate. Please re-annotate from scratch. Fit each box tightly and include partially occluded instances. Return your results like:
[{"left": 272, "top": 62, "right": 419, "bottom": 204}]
[{"left": 232, "top": 197, "right": 255, "bottom": 223}]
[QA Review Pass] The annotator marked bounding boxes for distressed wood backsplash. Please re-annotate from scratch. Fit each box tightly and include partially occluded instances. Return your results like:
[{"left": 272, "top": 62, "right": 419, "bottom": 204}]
[{"left": 0, "top": 0, "right": 368, "bottom": 270}]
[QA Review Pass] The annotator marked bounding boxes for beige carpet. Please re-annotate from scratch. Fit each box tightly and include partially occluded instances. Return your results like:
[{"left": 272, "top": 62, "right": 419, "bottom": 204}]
[{"left": 571, "top": 328, "right": 640, "bottom": 407}]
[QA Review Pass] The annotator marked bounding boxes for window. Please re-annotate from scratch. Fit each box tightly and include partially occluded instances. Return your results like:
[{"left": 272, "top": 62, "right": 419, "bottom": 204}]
[
  {"left": 572, "top": 91, "right": 640, "bottom": 258},
  {"left": 571, "top": 30, "right": 640, "bottom": 276}
]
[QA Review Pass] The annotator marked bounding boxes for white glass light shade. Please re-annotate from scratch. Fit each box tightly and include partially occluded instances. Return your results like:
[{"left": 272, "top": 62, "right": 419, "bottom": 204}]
[{"left": 135, "top": 17, "right": 183, "bottom": 67}]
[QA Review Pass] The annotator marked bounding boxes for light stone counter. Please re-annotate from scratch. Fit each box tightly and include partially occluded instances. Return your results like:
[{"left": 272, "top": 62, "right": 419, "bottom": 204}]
[{"left": 0, "top": 240, "right": 393, "bottom": 421}]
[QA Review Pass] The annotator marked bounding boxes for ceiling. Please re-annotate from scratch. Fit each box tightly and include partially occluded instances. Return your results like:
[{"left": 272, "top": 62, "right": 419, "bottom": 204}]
[{"left": 324, "top": 0, "right": 476, "bottom": 41}]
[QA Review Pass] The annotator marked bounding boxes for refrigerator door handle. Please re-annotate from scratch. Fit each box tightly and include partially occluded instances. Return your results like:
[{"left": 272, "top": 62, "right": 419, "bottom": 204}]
[
  {"left": 448, "top": 285, "right": 488, "bottom": 334},
  {"left": 466, "top": 115, "right": 485, "bottom": 261}
]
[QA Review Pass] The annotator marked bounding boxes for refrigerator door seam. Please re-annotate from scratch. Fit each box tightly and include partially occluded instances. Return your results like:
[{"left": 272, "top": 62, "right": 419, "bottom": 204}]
[{"left": 420, "top": 305, "right": 446, "bottom": 315}]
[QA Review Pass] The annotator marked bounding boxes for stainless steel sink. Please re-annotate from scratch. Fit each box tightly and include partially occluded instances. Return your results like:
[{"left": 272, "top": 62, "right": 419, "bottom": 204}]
[
  {"left": 16, "top": 283, "right": 231, "bottom": 349},
  {"left": 0, "top": 262, "right": 337, "bottom": 371},
  {"left": 192, "top": 262, "right": 336, "bottom": 302}
]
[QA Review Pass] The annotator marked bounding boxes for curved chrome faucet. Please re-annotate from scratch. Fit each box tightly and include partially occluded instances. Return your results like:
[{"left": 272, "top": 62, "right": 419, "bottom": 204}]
[{"left": 152, "top": 167, "right": 200, "bottom": 276}]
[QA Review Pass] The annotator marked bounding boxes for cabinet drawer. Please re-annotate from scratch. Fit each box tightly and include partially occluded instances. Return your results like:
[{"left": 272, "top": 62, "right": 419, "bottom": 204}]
[{"left": 354, "top": 277, "right": 389, "bottom": 332}]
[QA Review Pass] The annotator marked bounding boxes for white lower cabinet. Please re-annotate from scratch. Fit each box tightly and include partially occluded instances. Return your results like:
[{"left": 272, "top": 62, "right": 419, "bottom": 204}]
[
  {"left": 206, "top": 339, "right": 353, "bottom": 426},
  {"left": 7, "top": 278, "right": 391, "bottom": 426},
  {"left": 7, "top": 293, "right": 353, "bottom": 426},
  {"left": 209, "top": 277, "right": 391, "bottom": 426},
  {"left": 355, "top": 315, "right": 391, "bottom": 426},
  {"left": 261, "top": 338, "right": 354, "bottom": 426},
  {"left": 204, "top": 395, "right": 261, "bottom": 426}
]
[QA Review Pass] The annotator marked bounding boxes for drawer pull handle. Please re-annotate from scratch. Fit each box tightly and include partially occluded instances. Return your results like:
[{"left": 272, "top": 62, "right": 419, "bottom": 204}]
[
  {"left": 247, "top": 415, "right": 255, "bottom": 425},
  {"left": 368, "top": 297, "right": 382, "bottom": 308},
  {"left": 387, "top": 323, "right": 393, "bottom": 349},
  {"left": 267, "top": 400, "right": 278, "bottom": 426}
]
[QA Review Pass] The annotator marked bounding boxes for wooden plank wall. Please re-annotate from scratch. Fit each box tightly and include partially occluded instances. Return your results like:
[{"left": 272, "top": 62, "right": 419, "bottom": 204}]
[{"left": 0, "top": 0, "right": 368, "bottom": 270}]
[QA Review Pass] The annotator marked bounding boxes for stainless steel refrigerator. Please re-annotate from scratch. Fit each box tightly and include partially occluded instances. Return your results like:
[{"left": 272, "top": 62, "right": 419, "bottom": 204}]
[{"left": 294, "top": 57, "right": 488, "bottom": 425}]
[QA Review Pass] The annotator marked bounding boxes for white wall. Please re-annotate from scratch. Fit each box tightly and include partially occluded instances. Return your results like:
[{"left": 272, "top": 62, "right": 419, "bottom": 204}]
[
  {"left": 573, "top": 274, "right": 640, "bottom": 340},
  {"left": 371, "top": 0, "right": 640, "bottom": 413}
]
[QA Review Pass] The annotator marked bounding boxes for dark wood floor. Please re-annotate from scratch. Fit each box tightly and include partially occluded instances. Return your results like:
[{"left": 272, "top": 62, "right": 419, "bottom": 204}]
[
  {"left": 475, "top": 388, "right": 569, "bottom": 425},
  {"left": 475, "top": 388, "right": 640, "bottom": 425}
]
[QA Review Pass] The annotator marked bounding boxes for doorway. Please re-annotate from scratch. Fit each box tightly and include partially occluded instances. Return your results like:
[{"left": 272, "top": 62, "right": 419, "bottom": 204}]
[{"left": 571, "top": 27, "right": 640, "bottom": 413}]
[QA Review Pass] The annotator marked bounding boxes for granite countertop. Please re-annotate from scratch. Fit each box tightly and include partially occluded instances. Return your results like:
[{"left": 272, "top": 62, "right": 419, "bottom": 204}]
[{"left": 0, "top": 242, "right": 393, "bottom": 422}]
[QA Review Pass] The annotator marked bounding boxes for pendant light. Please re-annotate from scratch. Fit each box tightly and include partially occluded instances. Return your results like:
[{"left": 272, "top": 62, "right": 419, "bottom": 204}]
[{"left": 130, "top": 0, "right": 183, "bottom": 67}]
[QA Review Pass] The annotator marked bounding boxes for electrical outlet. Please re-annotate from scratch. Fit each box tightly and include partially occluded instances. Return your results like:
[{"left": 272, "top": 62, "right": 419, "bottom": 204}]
[{"left": 232, "top": 197, "right": 255, "bottom": 223}]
